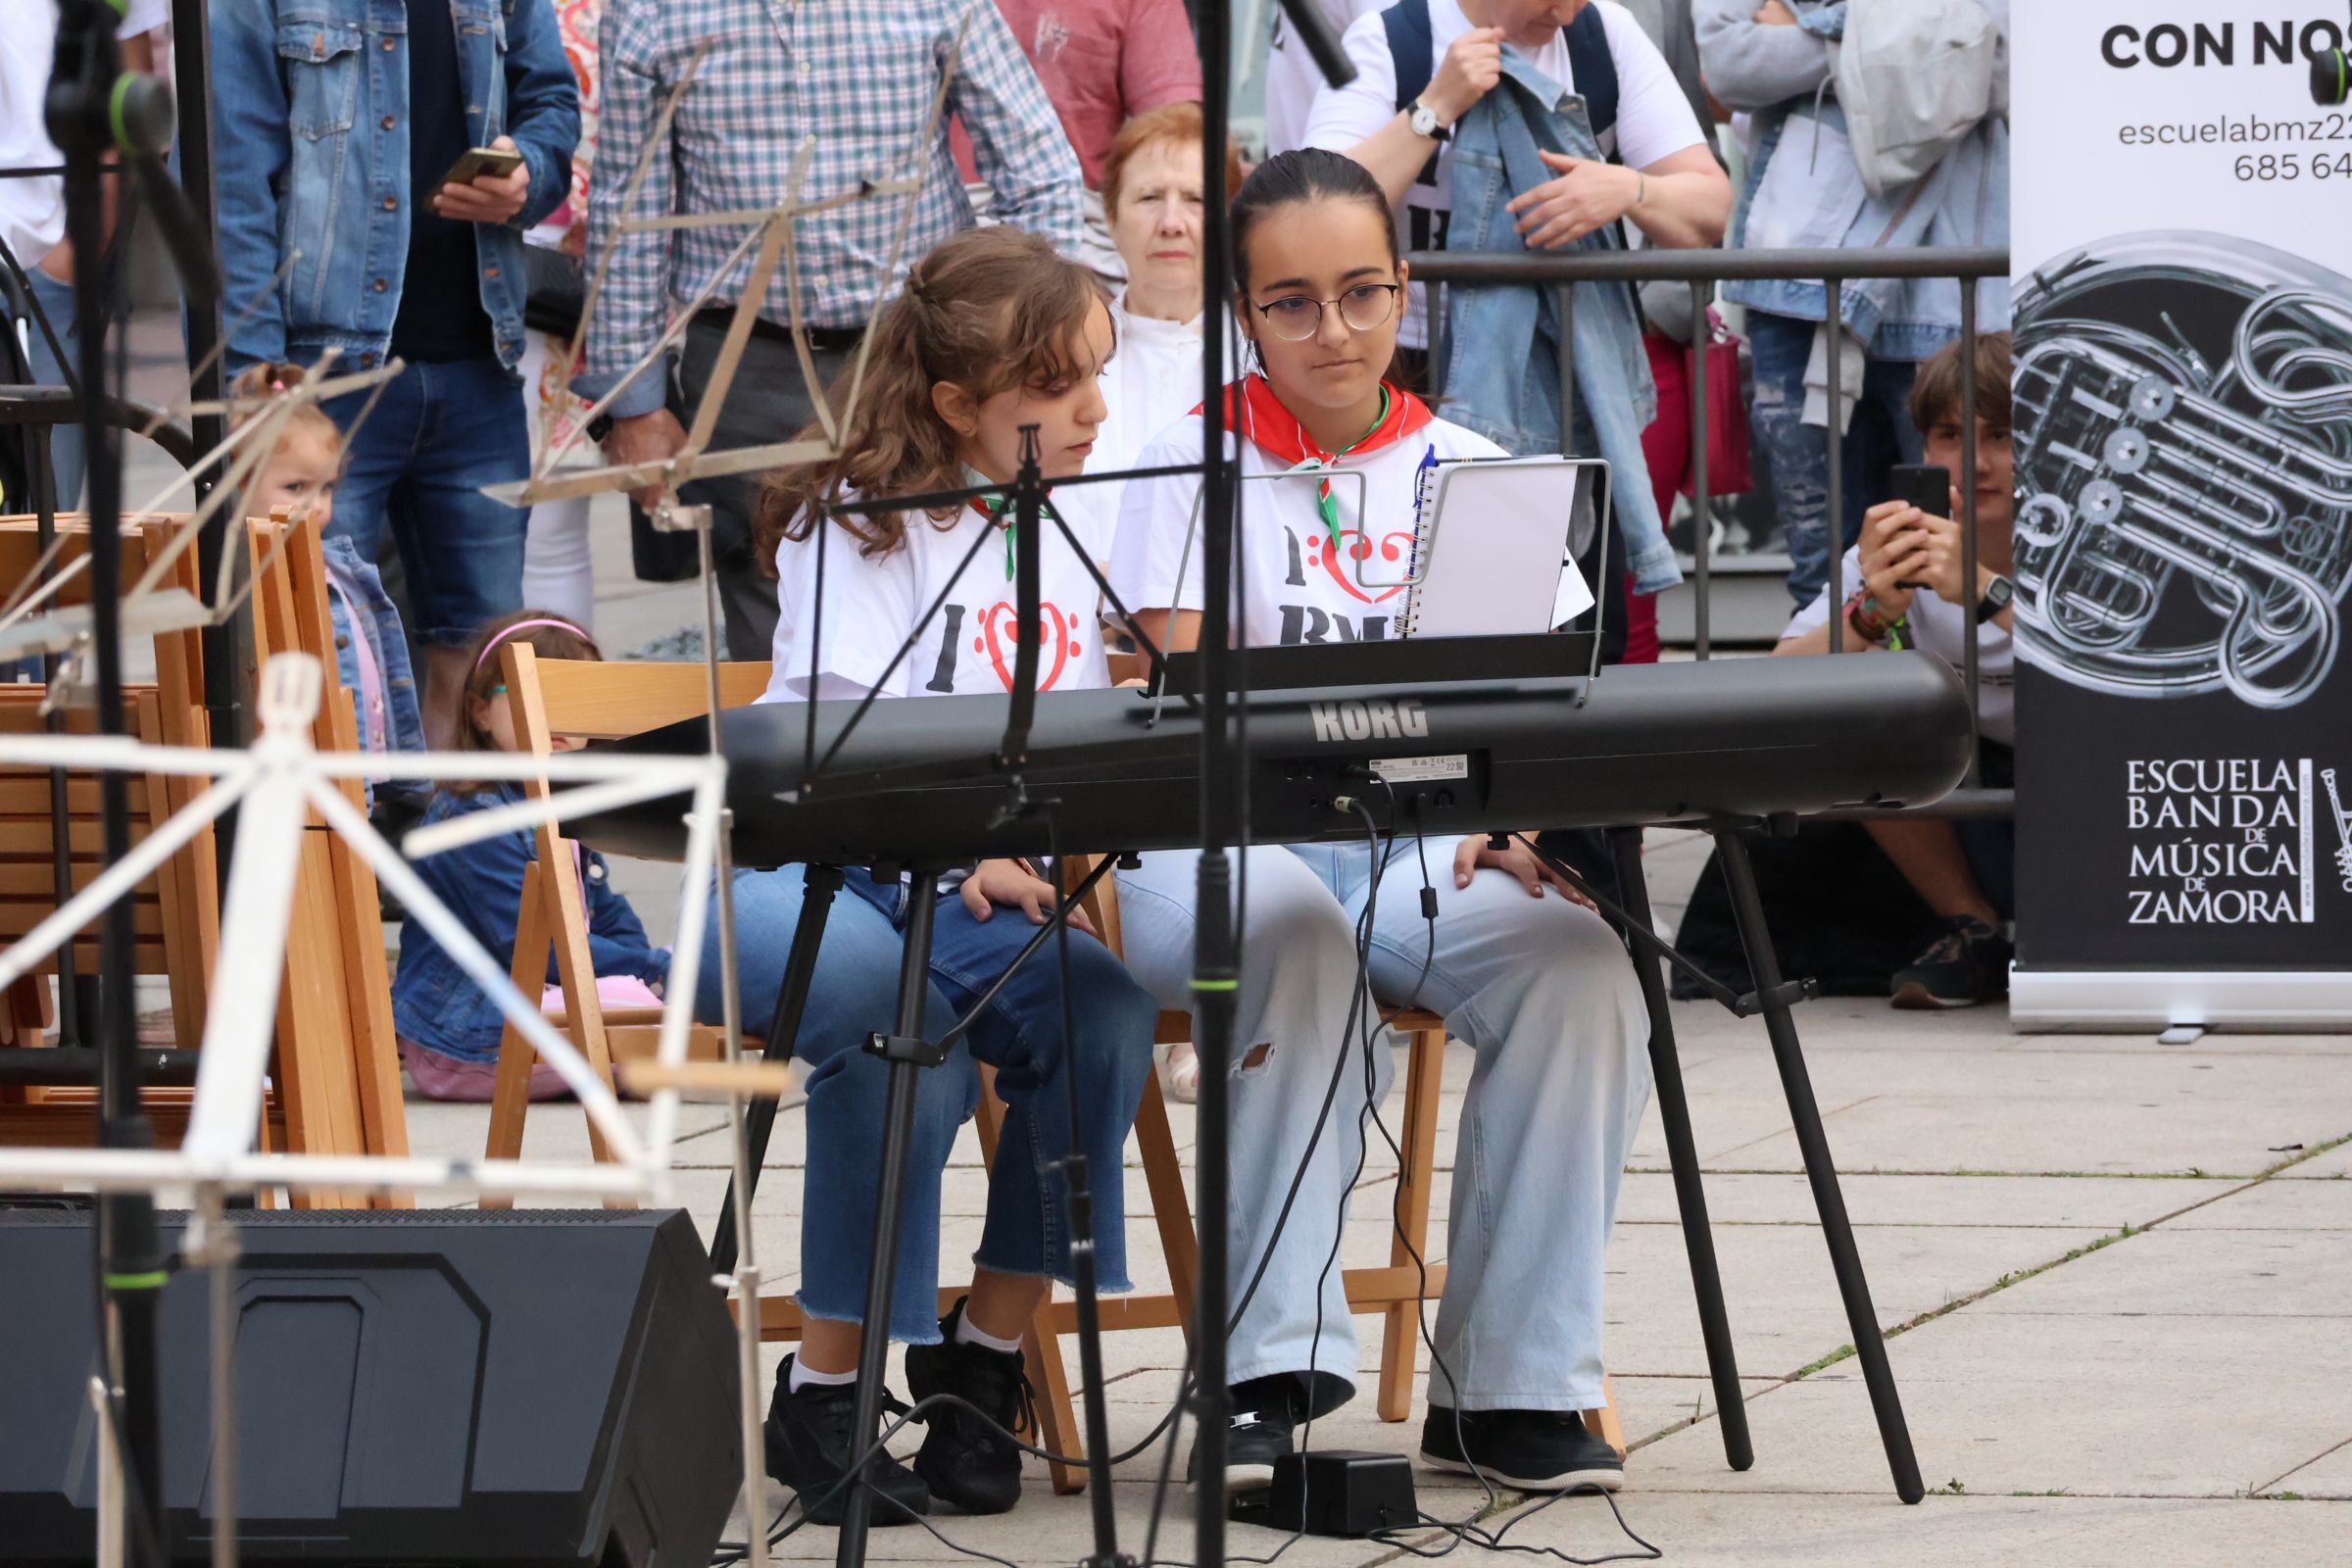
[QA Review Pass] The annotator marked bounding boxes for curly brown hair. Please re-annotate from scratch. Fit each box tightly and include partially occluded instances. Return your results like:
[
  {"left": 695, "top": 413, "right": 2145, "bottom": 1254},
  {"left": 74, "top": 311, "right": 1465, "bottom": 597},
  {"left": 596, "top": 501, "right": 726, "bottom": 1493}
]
[{"left": 757, "top": 225, "right": 1109, "bottom": 567}]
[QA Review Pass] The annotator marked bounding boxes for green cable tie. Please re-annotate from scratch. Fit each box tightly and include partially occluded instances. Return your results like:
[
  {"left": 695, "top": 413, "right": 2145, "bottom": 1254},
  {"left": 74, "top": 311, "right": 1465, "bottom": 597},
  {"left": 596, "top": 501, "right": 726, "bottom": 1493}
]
[
  {"left": 107, "top": 74, "right": 136, "bottom": 153},
  {"left": 105, "top": 1269, "right": 170, "bottom": 1291},
  {"left": 1188, "top": 978, "right": 1240, "bottom": 993}
]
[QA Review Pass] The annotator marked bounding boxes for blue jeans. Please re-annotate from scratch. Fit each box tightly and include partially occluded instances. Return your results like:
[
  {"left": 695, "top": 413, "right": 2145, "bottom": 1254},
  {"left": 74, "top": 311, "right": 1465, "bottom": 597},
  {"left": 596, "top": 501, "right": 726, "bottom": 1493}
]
[
  {"left": 1746, "top": 310, "right": 1928, "bottom": 609},
  {"left": 324, "top": 357, "right": 528, "bottom": 644},
  {"left": 1113, "top": 842, "right": 1650, "bottom": 1412},
  {"left": 703, "top": 865, "right": 1158, "bottom": 1345},
  {"left": 21, "top": 268, "right": 83, "bottom": 510}
]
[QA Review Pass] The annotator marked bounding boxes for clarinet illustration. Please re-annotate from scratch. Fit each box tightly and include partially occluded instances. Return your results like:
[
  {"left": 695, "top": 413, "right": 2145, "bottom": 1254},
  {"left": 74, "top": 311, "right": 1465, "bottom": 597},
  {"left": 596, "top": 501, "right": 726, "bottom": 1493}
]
[{"left": 2326, "top": 768, "right": 2352, "bottom": 889}]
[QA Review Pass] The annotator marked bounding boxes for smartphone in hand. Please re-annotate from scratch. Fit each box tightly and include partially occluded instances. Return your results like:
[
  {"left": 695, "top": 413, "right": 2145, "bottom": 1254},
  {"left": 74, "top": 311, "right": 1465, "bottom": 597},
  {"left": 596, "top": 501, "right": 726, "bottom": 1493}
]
[
  {"left": 1885, "top": 464, "right": 1950, "bottom": 590},
  {"left": 1886, "top": 463, "right": 1951, "bottom": 520},
  {"left": 436, "top": 145, "right": 524, "bottom": 197}
]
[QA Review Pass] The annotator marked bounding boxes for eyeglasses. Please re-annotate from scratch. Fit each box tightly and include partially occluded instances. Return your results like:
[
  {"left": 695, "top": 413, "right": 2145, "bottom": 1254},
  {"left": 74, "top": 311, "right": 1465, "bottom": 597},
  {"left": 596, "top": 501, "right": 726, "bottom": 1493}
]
[{"left": 1250, "top": 282, "right": 1401, "bottom": 341}]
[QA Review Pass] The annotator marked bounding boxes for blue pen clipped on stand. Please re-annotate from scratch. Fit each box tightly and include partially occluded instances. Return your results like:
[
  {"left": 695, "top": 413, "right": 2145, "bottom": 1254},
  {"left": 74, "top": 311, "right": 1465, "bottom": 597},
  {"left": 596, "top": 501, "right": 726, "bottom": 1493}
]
[{"left": 1404, "top": 442, "right": 1442, "bottom": 593}]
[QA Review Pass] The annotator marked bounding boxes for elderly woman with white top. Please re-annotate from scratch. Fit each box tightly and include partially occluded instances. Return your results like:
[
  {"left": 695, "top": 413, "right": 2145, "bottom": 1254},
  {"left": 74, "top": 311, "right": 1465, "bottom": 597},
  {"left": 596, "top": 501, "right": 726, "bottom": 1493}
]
[
  {"left": 1066, "top": 102, "right": 1240, "bottom": 1100},
  {"left": 1068, "top": 103, "right": 1242, "bottom": 559}
]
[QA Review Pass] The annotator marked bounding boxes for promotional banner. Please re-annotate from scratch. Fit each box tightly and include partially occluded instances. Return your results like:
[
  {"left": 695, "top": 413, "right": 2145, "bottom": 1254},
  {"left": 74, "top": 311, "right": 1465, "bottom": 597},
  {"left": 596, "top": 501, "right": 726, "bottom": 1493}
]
[{"left": 2010, "top": 3, "right": 2352, "bottom": 1027}]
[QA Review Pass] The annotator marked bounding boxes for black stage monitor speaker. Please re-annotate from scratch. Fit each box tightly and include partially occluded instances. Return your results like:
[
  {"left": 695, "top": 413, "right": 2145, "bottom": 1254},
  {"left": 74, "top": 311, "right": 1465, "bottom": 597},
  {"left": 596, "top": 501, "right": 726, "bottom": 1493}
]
[{"left": 0, "top": 1205, "right": 742, "bottom": 1566}]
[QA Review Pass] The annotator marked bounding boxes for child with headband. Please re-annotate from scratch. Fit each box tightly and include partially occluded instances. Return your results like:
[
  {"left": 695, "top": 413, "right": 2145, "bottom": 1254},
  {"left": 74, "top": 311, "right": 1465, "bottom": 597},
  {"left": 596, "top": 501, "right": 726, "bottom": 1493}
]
[{"left": 389, "top": 611, "right": 667, "bottom": 1102}]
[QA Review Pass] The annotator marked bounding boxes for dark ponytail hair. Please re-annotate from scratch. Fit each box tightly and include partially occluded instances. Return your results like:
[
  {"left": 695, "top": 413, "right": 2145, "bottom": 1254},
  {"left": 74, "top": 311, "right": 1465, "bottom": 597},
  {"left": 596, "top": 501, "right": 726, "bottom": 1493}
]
[{"left": 1228, "top": 148, "right": 1400, "bottom": 296}]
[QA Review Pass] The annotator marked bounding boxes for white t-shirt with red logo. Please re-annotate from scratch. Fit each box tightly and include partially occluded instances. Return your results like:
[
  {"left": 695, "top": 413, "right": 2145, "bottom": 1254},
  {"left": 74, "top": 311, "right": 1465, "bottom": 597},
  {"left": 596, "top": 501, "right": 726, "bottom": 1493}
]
[
  {"left": 765, "top": 494, "right": 1111, "bottom": 703},
  {"left": 1109, "top": 411, "right": 1507, "bottom": 646}
]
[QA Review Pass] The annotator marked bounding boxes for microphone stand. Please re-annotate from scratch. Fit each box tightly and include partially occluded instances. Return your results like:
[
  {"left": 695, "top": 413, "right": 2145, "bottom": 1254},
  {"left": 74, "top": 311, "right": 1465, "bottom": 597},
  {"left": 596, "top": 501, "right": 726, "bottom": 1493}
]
[
  {"left": 999, "top": 429, "right": 1128, "bottom": 1568},
  {"left": 1192, "top": 5, "right": 1351, "bottom": 1557},
  {"left": 1189, "top": 1, "right": 1239, "bottom": 1554},
  {"left": 48, "top": 5, "right": 163, "bottom": 1560},
  {"left": 46, "top": 7, "right": 225, "bottom": 1560}
]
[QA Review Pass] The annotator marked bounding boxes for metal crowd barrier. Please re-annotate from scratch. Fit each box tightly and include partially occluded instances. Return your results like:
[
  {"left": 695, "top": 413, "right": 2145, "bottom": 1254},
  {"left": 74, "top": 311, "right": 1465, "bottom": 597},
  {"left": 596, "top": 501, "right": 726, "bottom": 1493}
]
[{"left": 1403, "top": 244, "right": 2011, "bottom": 809}]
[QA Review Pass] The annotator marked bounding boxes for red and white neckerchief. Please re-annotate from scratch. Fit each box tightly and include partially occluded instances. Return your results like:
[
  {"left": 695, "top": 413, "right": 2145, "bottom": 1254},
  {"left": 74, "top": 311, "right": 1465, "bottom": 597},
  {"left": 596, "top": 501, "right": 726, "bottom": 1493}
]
[
  {"left": 963, "top": 467, "right": 1063, "bottom": 580},
  {"left": 1200, "top": 373, "right": 1436, "bottom": 542}
]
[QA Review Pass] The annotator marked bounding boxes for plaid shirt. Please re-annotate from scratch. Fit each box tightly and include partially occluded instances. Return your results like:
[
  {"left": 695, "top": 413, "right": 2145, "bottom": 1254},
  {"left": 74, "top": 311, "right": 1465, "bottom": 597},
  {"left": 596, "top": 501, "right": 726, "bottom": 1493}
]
[{"left": 580, "top": 0, "right": 1084, "bottom": 416}]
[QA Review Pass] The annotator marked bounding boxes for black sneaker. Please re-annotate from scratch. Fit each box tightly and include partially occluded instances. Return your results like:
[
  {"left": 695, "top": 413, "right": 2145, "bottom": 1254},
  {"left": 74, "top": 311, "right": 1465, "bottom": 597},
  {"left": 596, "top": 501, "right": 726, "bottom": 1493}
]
[
  {"left": 763, "top": 1357, "right": 931, "bottom": 1526},
  {"left": 1420, "top": 1405, "right": 1624, "bottom": 1493},
  {"left": 1890, "top": 915, "right": 2012, "bottom": 1009},
  {"left": 902, "top": 1299, "right": 1036, "bottom": 1514},
  {"left": 1188, "top": 1373, "right": 1311, "bottom": 1491}
]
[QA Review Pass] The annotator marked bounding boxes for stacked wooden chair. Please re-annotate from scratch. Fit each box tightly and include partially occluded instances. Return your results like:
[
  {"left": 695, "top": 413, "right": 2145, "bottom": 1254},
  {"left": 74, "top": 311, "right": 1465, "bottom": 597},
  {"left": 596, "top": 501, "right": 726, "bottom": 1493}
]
[{"left": 0, "top": 511, "right": 416, "bottom": 1202}]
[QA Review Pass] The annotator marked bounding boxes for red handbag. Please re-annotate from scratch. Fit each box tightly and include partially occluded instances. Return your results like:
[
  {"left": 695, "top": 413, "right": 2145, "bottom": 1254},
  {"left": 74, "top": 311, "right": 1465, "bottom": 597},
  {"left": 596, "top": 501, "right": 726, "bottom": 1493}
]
[{"left": 1680, "top": 312, "right": 1753, "bottom": 500}]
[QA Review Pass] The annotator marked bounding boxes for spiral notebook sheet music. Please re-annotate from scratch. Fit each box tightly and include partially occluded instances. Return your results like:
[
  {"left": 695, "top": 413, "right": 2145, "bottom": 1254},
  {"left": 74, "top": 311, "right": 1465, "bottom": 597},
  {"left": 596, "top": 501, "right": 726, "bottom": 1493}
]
[{"left": 1399, "top": 456, "right": 1599, "bottom": 639}]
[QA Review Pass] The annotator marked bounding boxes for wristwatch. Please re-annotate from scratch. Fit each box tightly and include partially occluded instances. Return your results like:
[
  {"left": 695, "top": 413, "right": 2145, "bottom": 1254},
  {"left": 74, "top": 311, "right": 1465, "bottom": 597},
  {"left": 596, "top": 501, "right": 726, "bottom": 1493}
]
[
  {"left": 1975, "top": 572, "right": 2016, "bottom": 623},
  {"left": 1408, "top": 97, "right": 1449, "bottom": 141}
]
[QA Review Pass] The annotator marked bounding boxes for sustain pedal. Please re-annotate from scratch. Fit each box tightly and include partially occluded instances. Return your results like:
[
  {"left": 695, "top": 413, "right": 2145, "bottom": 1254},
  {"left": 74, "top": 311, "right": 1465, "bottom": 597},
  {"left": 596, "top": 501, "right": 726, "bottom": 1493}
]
[{"left": 1226, "top": 1449, "right": 1418, "bottom": 1538}]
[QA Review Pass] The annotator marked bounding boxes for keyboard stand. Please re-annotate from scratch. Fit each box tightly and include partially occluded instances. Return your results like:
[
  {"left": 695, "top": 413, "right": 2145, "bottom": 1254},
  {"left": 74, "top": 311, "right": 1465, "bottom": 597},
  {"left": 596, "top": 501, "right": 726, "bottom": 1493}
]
[{"left": 1534, "top": 828, "right": 1926, "bottom": 1504}]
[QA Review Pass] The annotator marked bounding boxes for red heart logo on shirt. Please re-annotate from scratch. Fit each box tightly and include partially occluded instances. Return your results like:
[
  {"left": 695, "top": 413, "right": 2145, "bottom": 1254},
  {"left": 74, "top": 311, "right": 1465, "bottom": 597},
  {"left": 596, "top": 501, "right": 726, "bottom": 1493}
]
[
  {"left": 975, "top": 601, "right": 1081, "bottom": 692},
  {"left": 1305, "top": 528, "right": 1414, "bottom": 604}
]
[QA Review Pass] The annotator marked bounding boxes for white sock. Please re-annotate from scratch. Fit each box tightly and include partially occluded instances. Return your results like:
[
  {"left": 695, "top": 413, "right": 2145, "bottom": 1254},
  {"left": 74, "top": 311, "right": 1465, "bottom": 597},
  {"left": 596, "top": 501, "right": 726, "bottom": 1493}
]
[
  {"left": 788, "top": 1355, "right": 857, "bottom": 1394},
  {"left": 955, "top": 1313, "right": 1025, "bottom": 1355}
]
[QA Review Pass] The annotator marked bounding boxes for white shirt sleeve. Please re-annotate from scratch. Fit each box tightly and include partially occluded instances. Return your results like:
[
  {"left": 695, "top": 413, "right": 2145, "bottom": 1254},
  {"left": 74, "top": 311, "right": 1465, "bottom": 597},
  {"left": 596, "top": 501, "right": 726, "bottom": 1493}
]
[
  {"left": 1301, "top": 11, "right": 1401, "bottom": 153},
  {"left": 1781, "top": 545, "right": 1861, "bottom": 642},
  {"left": 775, "top": 523, "right": 923, "bottom": 701},
  {"left": 1110, "top": 420, "right": 1210, "bottom": 614},
  {"left": 0, "top": 7, "right": 67, "bottom": 270},
  {"left": 120, "top": 0, "right": 170, "bottom": 38},
  {"left": 1595, "top": 1, "right": 1708, "bottom": 171}
]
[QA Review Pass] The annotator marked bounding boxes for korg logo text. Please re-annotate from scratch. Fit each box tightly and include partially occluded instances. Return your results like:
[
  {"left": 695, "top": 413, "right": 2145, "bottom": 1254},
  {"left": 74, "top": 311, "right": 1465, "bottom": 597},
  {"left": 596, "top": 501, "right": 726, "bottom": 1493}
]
[{"left": 1309, "top": 698, "right": 1430, "bottom": 743}]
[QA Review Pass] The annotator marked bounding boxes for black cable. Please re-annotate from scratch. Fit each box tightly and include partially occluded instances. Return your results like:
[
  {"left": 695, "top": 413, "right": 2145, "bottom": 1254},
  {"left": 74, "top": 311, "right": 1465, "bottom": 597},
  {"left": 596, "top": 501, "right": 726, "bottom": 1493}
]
[
  {"left": 1395, "top": 784, "right": 1440, "bottom": 1004},
  {"left": 1368, "top": 1488, "right": 1661, "bottom": 1564}
]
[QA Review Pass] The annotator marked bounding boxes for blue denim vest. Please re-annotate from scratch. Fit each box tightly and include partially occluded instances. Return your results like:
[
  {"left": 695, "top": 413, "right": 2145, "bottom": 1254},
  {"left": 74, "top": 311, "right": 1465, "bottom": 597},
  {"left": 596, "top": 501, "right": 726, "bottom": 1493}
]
[
  {"left": 1442, "top": 56, "right": 1680, "bottom": 595},
  {"left": 210, "top": 0, "right": 580, "bottom": 375},
  {"left": 392, "top": 785, "right": 666, "bottom": 1062}
]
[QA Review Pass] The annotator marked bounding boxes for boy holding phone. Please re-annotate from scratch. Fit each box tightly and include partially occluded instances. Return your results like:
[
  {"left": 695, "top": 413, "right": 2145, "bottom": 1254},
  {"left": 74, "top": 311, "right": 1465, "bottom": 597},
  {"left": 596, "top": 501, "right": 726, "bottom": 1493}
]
[{"left": 1773, "top": 331, "right": 2017, "bottom": 1007}]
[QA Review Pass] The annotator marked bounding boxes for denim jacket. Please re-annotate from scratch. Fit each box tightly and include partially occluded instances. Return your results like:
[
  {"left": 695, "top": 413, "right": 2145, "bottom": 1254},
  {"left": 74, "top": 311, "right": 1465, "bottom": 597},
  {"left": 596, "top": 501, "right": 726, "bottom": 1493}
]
[
  {"left": 1693, "top": 0, "right": 2009, "bottom": 358},
  {"left": 392, "top": 785, "right": 667, "bottom": 1062},
  {"left": 320, "top": 534, "right": 425, "bottom": 810},
  {"left": 1443, "top": 53, "right": 1680, "bottom": 595},
  {"left": 211, "top": 0, "right": 580, "bottom": 376}
]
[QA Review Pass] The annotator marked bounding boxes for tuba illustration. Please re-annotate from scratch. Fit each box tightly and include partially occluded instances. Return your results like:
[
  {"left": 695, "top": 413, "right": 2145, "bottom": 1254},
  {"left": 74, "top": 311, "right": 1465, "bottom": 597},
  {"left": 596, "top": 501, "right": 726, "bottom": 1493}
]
[{"left": 2013, "top": 232, "right": 2352, "bottom": 709}]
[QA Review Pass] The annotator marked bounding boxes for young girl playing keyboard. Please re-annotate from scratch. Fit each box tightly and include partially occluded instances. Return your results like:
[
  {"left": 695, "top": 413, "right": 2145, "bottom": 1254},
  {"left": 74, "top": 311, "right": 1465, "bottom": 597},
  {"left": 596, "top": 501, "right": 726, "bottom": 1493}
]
[{"left": 1108, "top": 149, "right": 1650, "bottom": 1495}]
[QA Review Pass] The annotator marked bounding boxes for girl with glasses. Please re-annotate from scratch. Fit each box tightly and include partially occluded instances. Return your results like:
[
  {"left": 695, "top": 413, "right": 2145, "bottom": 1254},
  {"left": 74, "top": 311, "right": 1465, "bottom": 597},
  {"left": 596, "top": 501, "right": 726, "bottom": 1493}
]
[{"left": 1105, "top": 148, "right": 1650, "bottom": 1496}]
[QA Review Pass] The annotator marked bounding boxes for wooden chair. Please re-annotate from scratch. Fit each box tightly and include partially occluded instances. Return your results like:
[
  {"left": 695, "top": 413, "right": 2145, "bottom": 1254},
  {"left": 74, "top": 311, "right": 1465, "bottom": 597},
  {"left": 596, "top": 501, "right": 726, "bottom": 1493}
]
[
  {"left": 0, "top": 510, "right": 415, "bottom": 1201},
  {"left": 476, "top": 648, "right": 771, "bottom": 1195},
  {"left": 0, "top": 691, "right": 240, "bottom": 1148},
  {"left": 0, "top": 514, "right": 223, "bottom": 1145},
  {"left": 242, "top": 514, "right": 414, "bottom": 1205}
]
